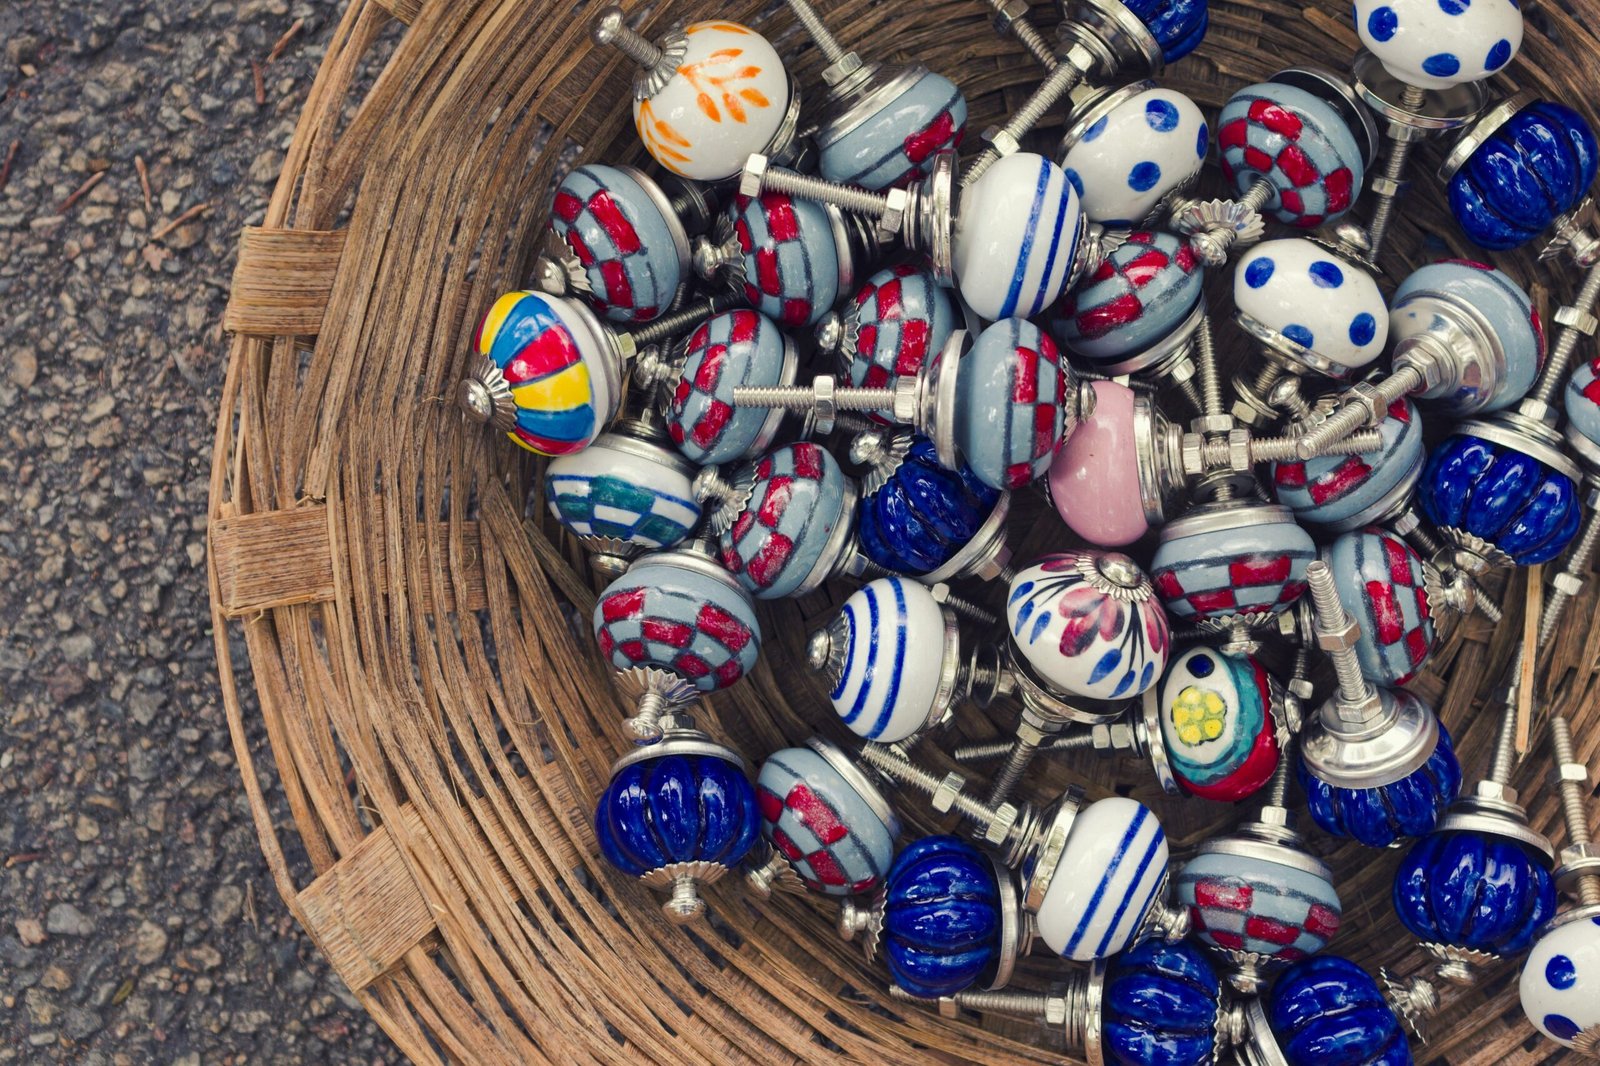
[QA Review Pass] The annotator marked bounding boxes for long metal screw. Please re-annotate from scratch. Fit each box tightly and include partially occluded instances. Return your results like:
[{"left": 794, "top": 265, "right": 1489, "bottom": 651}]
[
  {"left": 1541, "top": 506, "right": 1600, "bottom": 647},
  {"left": 1295, "top": 364, "right": 1426, "bottom": 458},
  {"left": 1305, "top": 560, "right": 1372, "bottom": 706},
  {"left": 1530, "top": 264, "right": 1600, "bottom": 407},
  {"left": 628, "top": 292, "right": 740, "bottom": 348},
  {"left": 1549, "top": 715, "right": 1600, "bottom": 907},
  {"left": 1485, "top": 686, "right": 1519, "bottom": 788},
  {"left": 1364, "top": 85, "right": 1429, "bottom": 258},
  {"left": 857, "top": 743, "right": 1009, "bottom": 826},
  {"left": 733, "top": 379, "right": 900, "bottom": 413},
  {"left": 985, "top": 732, "right": 1047, "bottom": 806},
  {"left": 953, "top": 733, "right": 1095, "bottom": 763},
  {"left": 963, "top": 58, "right": 1086, "bottom": 186},
  {"left": 981, "top": 0, "right": 1056, "bottom": 68},
  {"left": 743, "top": 156, "right": 900, "bottom": 220},
  {"left": 593, "top": 6, "right": 667, "bottom": 70},
  {"left": 1195, "top": 314, "right": 1224, "bottom": 421},
  {"left": 785, "top": 0, "right": 848, "bottom": 64}
]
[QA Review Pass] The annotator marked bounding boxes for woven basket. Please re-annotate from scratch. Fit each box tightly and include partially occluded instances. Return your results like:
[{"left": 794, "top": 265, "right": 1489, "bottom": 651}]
[{"left": 208, "top": 0, "right": 1600, "bottom": 1061}]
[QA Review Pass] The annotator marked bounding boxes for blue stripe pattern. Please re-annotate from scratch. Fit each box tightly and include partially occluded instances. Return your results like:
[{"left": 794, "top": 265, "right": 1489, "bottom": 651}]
[
  {"left": 999, "top": 158, "right": 1052, "bottom": 319},
  {"left": 1064, "top": 805, "right": 1164, "bottom": 957},
  {"left": 841, "top": 587, "right": 881, "bottom": 726},
  {"left": 1029, "top": 163, "right": 1072, "bottom": 318},
  {"left": 1094, "top": 820, "right": 1165, "bottom": 957},
  {"left": 866, "top": 580, "right": 909, "bottom": 739}
]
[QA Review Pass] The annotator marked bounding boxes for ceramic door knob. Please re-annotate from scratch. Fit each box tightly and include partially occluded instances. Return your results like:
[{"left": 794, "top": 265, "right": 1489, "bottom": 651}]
[
  {"left": 1419, "top": 429, "right": 1582, "bottom": 567},
  {"left": 1246, "top": 956, "right": 1413, "bottom": 1066},
  {"left": 1217, "top": 80, "right": 1366, "bottom": 228},
  {"left": 1446, "top": 98, "right": 1598, "bottom": 252},
  {"left": 1047, "top": 379, "right": 1152, "bottom": 546},
  {"left": 1520, "top": 913, "right": 1600, "bottom": 1051},
  {"left": 544, "top": 428, "right": 703, "bottom": 574},
  {"left": 954, "top": 152, "right": 1086, "bottom": 321},
  {"left": 1052, "top": 229, "right": 1205, "bottom": 371},
  {"left": 820, "top": 264, "right": 958, "bottom": 413},
  {"left": 1273, "top": 399, "right": 1424, "bottom": 533},
  {"left": 1354, "top": 0, "right": 1521, "bottom": 92},
  {"left": 1319, "top": 528, "right": 1438, "bottom": 687},
  {"left": 1234, "top": 238, "right": 1388, "bottom": 376},
  {"left": 854, "top": 432, "right": 1007, "bottom": 580},
  {"left": 1567, "top": 355, "right": 1600, "bottom": 451},
  {"left": 1150, "top": 501, "right": 1317, "bottom": 632},
  {"left": 697, "top": 191, "right": 868, "bottom": 328},
  {"left": 876, "top": 836, "right": 1009, "bottom": 998},
  {"left": 1146, "top": 646, "right": 1281, "bottom": 801},
  {"left": 1393, "top": 829, "right": 1557, "bottom": 968},
  {"left": 816, "top": 67, "right": 968, "bottom": 190},
  {"left": 665, "top": 308, "right": 796, "bottom": 465},
  {"left": 1392, "top": 260, "right": 1543, "bottom": 414},
  {"left": 1059, "top": 81, "right": 1210, "bottom": 227}
]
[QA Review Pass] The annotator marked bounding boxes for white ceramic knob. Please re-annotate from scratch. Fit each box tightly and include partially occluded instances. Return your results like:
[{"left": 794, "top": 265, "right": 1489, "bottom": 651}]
[
  {"left": 1061, "top": 86, "right": 1209, "bottom": 227},
  {"left": 1354, "top": 0, "right": 1522, "bottom": 90},
  {"left": 954, "top": 152, "right": 1083, "bottom": 322},
  {"left": 1034, "top": 796, "right": 1171, "bottom": 961},
  {"left": 1234, "top": 238, "right": 1388, "bottom": 372},
  {"left": 821, "top": 577, "right": 951, "bottom": 744},
  {"left": 1519, "top": 914, "right": 1600, "bottom": 1051}
]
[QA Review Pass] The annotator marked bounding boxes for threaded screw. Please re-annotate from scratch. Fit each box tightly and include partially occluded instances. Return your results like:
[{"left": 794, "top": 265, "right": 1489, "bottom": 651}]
[
  {"left": 953, "top": 732, "right": 1095, "bottom": 763},
  {"left": 856, "top": 743, "right": 1023, "bottom": 849},
  {"left": 742, "top": 154, "right": 899, "bottom": 221},
  {"left": 1296, "top": 366, "right": 1424, "bottom": 459},
  {"left": 1305, "top": 560, "right": 1372, "bottom": 706},
  {"left": 593, "top": 6, "right": 667, "bottom": 69},
  {"left": 1364, "top": 85, "right": 1428, "bottom": 257},
  {"left": 1531, "top": 264, "right": 1600, "bottom": 407},
  {"left": 982, "top": 0, "right": 1056, "bottom": 68},
  {"left": 985, "top": 734, "right": 1044, "bottom": 806},
  {"left": 1486, "top": 682, "right": 1520, "bottom": 787},
  {"left": 785, "top": 0, "right": 848, "bottom": 64},
  {"left": 1549, "top": 715, "right": 1600, "bottom": 907},
  {"left": 963, "top": 60, "right": 1085, "bottom": 186},
  {"left": 1541, "top": 509, "right": 1600, "bottom": 646},
  {"left": 1195, "top": 313, "right": 1224, "bottom": 421},
  {"left": 629, "top": 293, "right": 738, "bottom": 347},
  {"left": 732, "top": 380, "right": 900, "bottom": 412}
]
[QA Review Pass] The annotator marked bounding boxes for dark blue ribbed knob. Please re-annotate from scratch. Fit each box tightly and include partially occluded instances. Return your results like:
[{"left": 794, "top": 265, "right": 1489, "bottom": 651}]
[
  {"left": 1419, "top": 433, "right": 1582, "bottom": 566},
  {"left": 1267, "top": 956, "right": 1412, "bottom": 1066},
  {"left": 1101, "top": 939, "right": 1222, "bottom": 1066},
  {"left": 857, "top": 435, "right": 1002, "bottom": 576},
  {"left": 882, "top": 836, "right": 1001, "bottom": 999},
  {"left": 1299, "top": 724, "right": 1462, "bottom": 848},
  {"left": 1392, "top": 829, "right": 1557, "bottom": 957},
  {"left": 1449, "top": 101, "right": 1599, "bottom": 252},
  {"left": 1121, "top": 0, "right": 1210, "bottom": 63}
]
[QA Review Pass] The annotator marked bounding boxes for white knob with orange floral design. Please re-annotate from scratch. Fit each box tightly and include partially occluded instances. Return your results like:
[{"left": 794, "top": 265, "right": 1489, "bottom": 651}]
[{"left": 595, "top": 8, "right": 797, "bottom": 182}]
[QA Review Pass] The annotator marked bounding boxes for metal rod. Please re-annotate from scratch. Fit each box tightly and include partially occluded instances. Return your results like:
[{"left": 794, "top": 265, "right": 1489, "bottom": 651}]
[
  {"left": 1549, "top": 715, "right": 1600, "bottom": 907},
  {"left": 593, "top": 7, "right": 666, "bottom": 69},
  {"left": 1531, "top": 262, "right": 1600, "bottom": 406},
  {"left": 1305, "top": 561, "right": 1371, "bottom": 705},
  {"left": 953, "top": 733, "right": 1096, "bottom": 763},
  {"left": 1365, "top": 85, "right": 1428, "bottom": 257},
  {"left": 1295, "top": 365, "right": 1425, "bottom": 459},
  {"left": 785, "top": 0, "right": 848, "bottom": 64},
  {"left": 962, "top": 59, "right": 1085, "bottom": 186}
]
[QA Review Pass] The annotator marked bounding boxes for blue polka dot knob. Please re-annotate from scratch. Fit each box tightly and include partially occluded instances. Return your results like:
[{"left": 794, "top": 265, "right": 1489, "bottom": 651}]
[
  {"left": 1317, "top": 527, "right": 1439, "bottom": 688},
  {"left": 1236, "top": 955, "right": 1413, "bottom": 1066},
  {"left": 1297, "top": 561, "right": 1460, "bottom": 849},
  {"left": 592, "top": 7, "right": 800, "bottom": 182},
  {"left": 745, "top": 736, "right": 901, "bottom": 899},
  {"left": 693, "top": 190, "right": 873, "bottom": 328},
  {"left": 851, "top": 429, "right": 1011, "bottom": 583},
  {"left": 1349, "top": 0, "right": 1519, "bottom": 255},
  {"left": 592, "top": 545, "right": 763, "bottom": 740},
  {"left": 1296, "top": 259, "right": 1543, "bottom": 457},
  {"left": 1143, "top": 645, "right": 1283, "bottom": 801},
  {"left": 732, "top": 319, "right": 1094, "bottom": 492},
  {"left": 664, "top": 308, "right": 797, "bottom": 466},
  {"left": 593, "top": 717, "right": 761, "bottom": 923},
  {"left": 817, "top": 264, "right": 958, "bottom": 416},
  {"left": 1273, "top": 399, "right": 1425, "bottom": 533},
  {"left": 1441, "top": 93, "right": 1599, "bottom": 253},
  {"left": 1058, "top": 80, "right": 1210, "bottom": 227},
  {"left": 930, "top": 939, "right": 1225, "bottom": 1066},
  {"left": 539, "top": 164, "right": 718, "bottom": 325}
]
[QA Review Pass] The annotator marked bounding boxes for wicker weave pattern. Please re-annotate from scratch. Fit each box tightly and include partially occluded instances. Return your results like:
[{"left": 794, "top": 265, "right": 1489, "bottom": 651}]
[{"left": 209, "top": 0, "right": 1600, "bottom": 1061}]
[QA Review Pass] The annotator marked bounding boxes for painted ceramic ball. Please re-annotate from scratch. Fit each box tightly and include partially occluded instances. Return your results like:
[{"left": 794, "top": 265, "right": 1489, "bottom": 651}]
[
  {"left": 718, "top": 442, "right": 851, "bottom": 599},
  {"left": 1145, "top": 646, "right": 1280, "bottom": 801},
  {"left": 828, "top": 264, "right": 957, "bottom": 417},
  {"left": 1099, "top": 940, "right": 1223, "bottom": 1066},
  {"left": 882, "top": 836, "right": 1002, "bottom": 998},
  {"left": 1048, "top": 380, "right": 1152, "bottom": 547},
  {"left": 545, "top": 431, "right": 701, "bottom": 556},
  {"left": 1034, "top": 797, "right": 1172, "bottom": 961},
  {"left": 857, "top": 435, "right": 1002, "bottom": 576},
  {"left": 1151, "top": 503, "right": 1316, "bottom": 625},
  {"left": 1006, "top": 551, "right": 1171, "bottom": 702},
  {"left": 1419, "top": 431, "right": 1582, "bottom": 565},
  {"left": 1264, "top": 956, "right": 1412, "bottom": 1066},
  {"left": 755, "top": 741, "right": 900, "bottom": 897},
  {"left": 1052, "top": 230, "right": 1204, "bottom": 367},
  {"left": 1322, "top": 527, "right": 1436, "bottom": 687},
  {"left": 472, "top": 289, "right": 621, "bottom": 456},
  {"left": 1060, "top": 85, "right": 1209, "bottom": 226},
  {"left": 953, "top": 318, "right": 1068, "bottom": 490},
  {"left": 666, "top": 308, "right": 792, "bottom": 465},
  {"left": 549, "top": 164, "right": 684, "bottom": 324},
  {"left": 1355, "top": 0, "right": 1522, "bottom": 91},
  {"left": 1180, "top": 842, "right": 1341, "bottom": 966},
  {"left": 1450, "top": 100, "right": 1599, "bottom": 251},
  {"left": 1217, "top": 83, "right": 1363, "bottom": 227},
  {"left": 1519, "top": 912, "right": 1600, "bottom": 1050},
  {"left": 952, "top": 152, "right": 1084, "bottom": 321},
  {"left": 731, "top": 191, "right": 853, "bottom": 329},
  {"left": 1300, "top": 712, "right": 1462, "bottom": 848},
  {"left": 1272, "top": 398, "right": 1424, "bottom": 532},
  {"left": 631, "top": 21, "right": 792, "bottom": 182},
  {"left": 1389, "top": 259, "right": 1544, "bottom": 416},
  {"left": 817, "top": 68, "right": 967, "bottom": 190},
  {"left": 1234, "top": 239, "right": 1387, "bottom": 373},
  {"left": 593, "top": 551, "right": 762, "bottom": 691},
  {"left": 823, "top": 577, "right": 952, "bottom": 744},
  {"left": 1123, "top": 0, "right": 1211, "bottom": 63},
  {"left": 1392, "top": 829, "right": 1556, "bottom": 957}
]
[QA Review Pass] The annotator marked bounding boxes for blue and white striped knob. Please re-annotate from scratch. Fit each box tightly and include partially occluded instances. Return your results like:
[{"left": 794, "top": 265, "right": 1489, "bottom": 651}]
[{"left": 954, "top": 152, "right": 1086, "bottom": 321}]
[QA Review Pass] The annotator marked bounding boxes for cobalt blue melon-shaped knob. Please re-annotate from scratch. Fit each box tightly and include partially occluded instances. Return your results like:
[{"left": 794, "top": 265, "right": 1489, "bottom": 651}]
[
  {"left": 1261, "top": 956, "right": 1413, "bottom": 1066},
  {"left": 1299, "top": 717, "right": 1462, "bottom": 848},
  {"left": 880, "top": 835, "right": 1004, "bottom": 998},
  {"left": 1118, "top": 0, "right": 1211, "bottom": 64},
  {"left": 594, "top": 728, "right": 761, "bottom": 923},
  {"left": 855, "top": 432, "right": 1006, "bottom": 581},
  {"left": 1099, "top": 939, "right": 1223, "bottom": 1066},
  {"left": 1418, "top": 430, "right": 1582, "bottom": 566},
  {"left": 1447, "top": 99, "right": 1599, "bottom": 252},
  {"left": 1392, "top": 829, "right": 1557, "bottom": 966}
]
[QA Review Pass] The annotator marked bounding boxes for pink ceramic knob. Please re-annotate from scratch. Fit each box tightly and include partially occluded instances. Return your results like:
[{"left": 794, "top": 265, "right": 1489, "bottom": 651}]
[{"left": 1048, "top": 380, "right": 1149, "bottom": 547}]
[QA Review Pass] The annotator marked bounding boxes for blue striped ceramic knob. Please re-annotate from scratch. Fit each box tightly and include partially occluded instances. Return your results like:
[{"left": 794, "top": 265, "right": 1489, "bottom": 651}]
[
  {"left": 1419, "top": 430, "right": 1582, "bottom": 566},
  {"left": 1006, "top": 551, "right": 1172, "bottom": 702},
  {"left": 1449, "top": 100, "right": 1598, "bottom": 251},
  {"left": 817, "top": 577, "right": 955, "bottom": 744},
  {"left": 666, "top": 309, "right": 793, "bottom": 465},
  {"left": 732, "top": 192, "right": 854, "bottom": 328},
  {"left": 1179, "top": 842, "right": 1342, "bottom": 974},
  {"left": 1051, "top": 230, "right": 1204, "bottom": 370},
  {"left": 1059, "top": 84, "right": 1209, "bottom": 227},
  {"left": 1151, "top": 503, "right": 1317, "bottom": 628},
  {"left": 1321, "top": 528, "right": 1437, "bottom": 687},
  {"left": 1217, "top": 83, "right": 1363, "bottom": 227},
  {"left": 825, "top": 264, "right": 957, "bottom": 409},
  {"left": 592, "top": 551, "right": 762, "bottom": 692},
  {"left": 1393, "top": 829, "right": 1556, "bottom": 963},
  {"left": 717, "top": 442, "right": 852, "bottom": 599},
  {"left": 954, "top": 318, "right": 1070, "bottom": 490},
  {"left": 856, "top": 435, "right": 1003, "bottom": 577},
  {"left": 1389, "top": 259, "right": 1544, "bottom": 415},
  {"left": 1300, "top": 711, "right": 1461, "bottom": 847},
  {"left": 1259, "top": 956, "right": 1412, "bottom": 1066},
  {"left": 594, "top": 731, "right": 760, "bottom": 923},
  {"left": 1098, "top": 940, "right": 1223, "bottom": 1066},
  {"left": 1032, "top": 796, "right": 1174, "bottom": 962},
  {"left": 755, "top": 740, "right": 899, "bottom": 897},
  {"left": 1234, "top": 239, "right": 1388, "bottom": 375},
  {"left": 544, "top": 431, "right": 702, "bottom": 569},
  {"left": 1146, "top": 647, "right": 1280, "bottom": 802},
  {"left": 549, "top": 165, "right": 686, "bottom": 324},
  {"left": 1355, "top": 0, "right": 1522, "bottom": 91},
  {"left": 881, "top": 836, "right": 1004, "bottom": 998},
  {"left": 817, "top": 68, "right": 967, "bottom": 190},
  {"left": 1520, "top": 910, "right": 1600, "bottom": 1051},
  {"left": 1567, "top": 356, "right": 1600, "bottom": 452},
  {"left": 952, "top": 152, "right": 1085, "bottom": 321},
  {"left": 1119, "top": 0, "right": 1212, "bottom": 63},
  {"left": 1272, "top": 398, "right": 1423, "bottom": 532}
]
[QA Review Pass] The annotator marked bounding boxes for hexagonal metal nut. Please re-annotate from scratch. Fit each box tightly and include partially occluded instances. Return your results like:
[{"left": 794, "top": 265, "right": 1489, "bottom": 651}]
[
  {"left": 983, "top": 803, "right": 1019, "bottom": 848},
  {"left": 739, "top": 154, "right": 769, "bottom": 199},
  {"left": 1191, "top": 414, "right": 1233, "bottom": 437},
  {"left": 937, "top": 996, "right": 962, "bottom": 1020},
  {"left": 1257, "top": 805, "right": 1292, "bottom": 828},
  {"left": 1180, "top": 432, "right": 1206, "bottom": 476},
  {"left": 1472, "top": 779, "right": 1519, "bottom": 806},
  {"left": 1554, "top": 761, "right": 1591, "bottom": 787},
  {"left": 1015, "top": 718, "right": 1054, "bottom": 748},
  {"left": 890, "top": 374, "right": 922, "bottom": 425},
  {"left": 876, "top": 187, "right": 909, "bottom": 245},
  {"left": 1091, "top": 720, "right": 1136, "bottom": 754},
  {"left": 932, "top": 771, "right": 966, "bottom": 814},
  {"left": 1585, "top": 484, "right": 1600, "bottom": 510},
  {"left": 1553, "top": 571, "right": 1585, "bottom": 598},
  {"left": 1315, "top": 619, "right": 1361, "bottom": 653},
  {"left": 982, "top": 127, "right": 1021, "bottom": 159},
  {"left": 1344, "top": 381, "right": 1386, "bottom": 428},
  {"left": 990, "top": 0, "right": 1033, "bottom": 35},
  {"left": 820, "top": 51, "right": 863, "bottom": 88},
  {"left": 1227, "top": 427, "right": 1252, "bottom": 472},
  {"left": 1041, "top": 997, "right": 1068, "bottom": 1028}
]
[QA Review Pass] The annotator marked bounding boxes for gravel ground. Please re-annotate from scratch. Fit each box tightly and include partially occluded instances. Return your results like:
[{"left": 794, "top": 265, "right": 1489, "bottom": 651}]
[{"left": 2, "top": 1, "right": 399, "bottom": 1061}]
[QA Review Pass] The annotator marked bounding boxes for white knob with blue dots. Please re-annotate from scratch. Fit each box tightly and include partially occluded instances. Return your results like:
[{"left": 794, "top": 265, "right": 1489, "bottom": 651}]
[
  {"left": 1354, "top": 0, "right": 1522, "bottom": 91},
  {"left": 1060, "top": 85, "right": 1209, "bottom": 228},
  {"left": 1519, "top": 912, "right": 1600, "bottom": 1051},
  {"left": 1233, "top": 239, "right": 1388, "bottom": 372}
]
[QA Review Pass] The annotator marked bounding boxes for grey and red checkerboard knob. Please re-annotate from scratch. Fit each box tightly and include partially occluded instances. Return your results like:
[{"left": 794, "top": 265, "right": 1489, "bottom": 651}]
[
  {"left": 663, "top": 308, "right": 798, "bottom": 465},
  {"left": 817, "top": 264, "right": 959, "bottom": 418}
]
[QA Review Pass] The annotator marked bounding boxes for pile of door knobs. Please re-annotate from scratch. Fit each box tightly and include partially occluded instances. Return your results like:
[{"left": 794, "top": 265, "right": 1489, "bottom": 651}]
[{"left": 455, "top": 0, "right": 1600, "bottom": 1058}]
